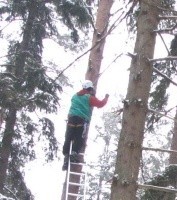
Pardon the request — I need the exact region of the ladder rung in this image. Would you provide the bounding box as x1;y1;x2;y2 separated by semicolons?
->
68;192;84;197
70;162;86;166
78;153;84;156
69;182;85;186
69;171;85;176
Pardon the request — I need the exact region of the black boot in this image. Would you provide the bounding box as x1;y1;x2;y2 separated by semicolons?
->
70;151;79;163
62;154;69;171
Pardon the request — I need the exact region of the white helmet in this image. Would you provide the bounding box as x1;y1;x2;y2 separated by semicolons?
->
82;80;94;89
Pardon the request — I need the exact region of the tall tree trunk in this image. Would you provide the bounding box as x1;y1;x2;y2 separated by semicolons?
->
0;0;36;192
85;0;114;87
110;1;161;200
0;108;16;192
169;109;177;164
61;0;114;199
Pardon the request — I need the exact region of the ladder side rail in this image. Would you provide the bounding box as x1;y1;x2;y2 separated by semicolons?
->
65;142;73;200
83;163;88;200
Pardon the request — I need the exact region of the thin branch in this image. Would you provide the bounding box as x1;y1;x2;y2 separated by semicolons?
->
138;184;177;193
126;52;137;59
158;32;177;71
142;147;177;154
144;106;176;134
4;186;19;200
153;67;177;87
159;16;177;19
0;64;16;68
55;9;125;80
98;53;123;79
149;56;177;62
154;29;177;35
158;33;170;55
148;108;174;121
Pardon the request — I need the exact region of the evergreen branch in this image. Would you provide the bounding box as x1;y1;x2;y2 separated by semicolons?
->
138;184;177;193
153;67;177;87
147;0;177;15
0;72;18;80
0;50;31;59
82;1;96;32
154;23;177;34
4;186;20;200
0;64;16;68
55;9;125;79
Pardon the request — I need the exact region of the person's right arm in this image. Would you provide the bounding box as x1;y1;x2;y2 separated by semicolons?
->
89;94;109;108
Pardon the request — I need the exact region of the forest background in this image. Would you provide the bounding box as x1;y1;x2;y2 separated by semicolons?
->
0;0;177;200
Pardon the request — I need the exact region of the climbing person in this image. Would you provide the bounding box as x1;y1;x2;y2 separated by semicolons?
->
62;80;109;171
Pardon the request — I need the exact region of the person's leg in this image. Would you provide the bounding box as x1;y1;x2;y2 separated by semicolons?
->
62;125;73;155
62;124;74;170
72;126;84;153
70;126;84;162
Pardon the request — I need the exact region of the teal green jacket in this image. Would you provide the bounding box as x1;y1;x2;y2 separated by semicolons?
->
68;89;108;121
68;93;92;121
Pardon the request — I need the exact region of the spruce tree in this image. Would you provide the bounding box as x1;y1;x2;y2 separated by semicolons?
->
0;0;92;198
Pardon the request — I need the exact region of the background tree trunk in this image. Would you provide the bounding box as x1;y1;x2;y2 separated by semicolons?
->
61;0;114;199
169;109;177;164
110;1;161;200
0;0;36;192
85;0;114;87
0;108;16;192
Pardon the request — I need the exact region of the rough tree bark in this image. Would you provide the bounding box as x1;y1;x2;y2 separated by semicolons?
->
169;109;177;164
85;0;114;86
110;1;161;200
60;0;114;199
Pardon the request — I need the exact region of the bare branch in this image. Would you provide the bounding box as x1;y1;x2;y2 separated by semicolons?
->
148;108;174;121
153;67;177;87
159;15;177;20
126;52;137;59
98;53;123;79
138;184;177;193
143;147;177;154
149;56;177;62
0;64;16;68
158;33;170;55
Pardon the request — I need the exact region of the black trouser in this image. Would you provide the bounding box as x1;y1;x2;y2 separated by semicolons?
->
62;116;88;155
